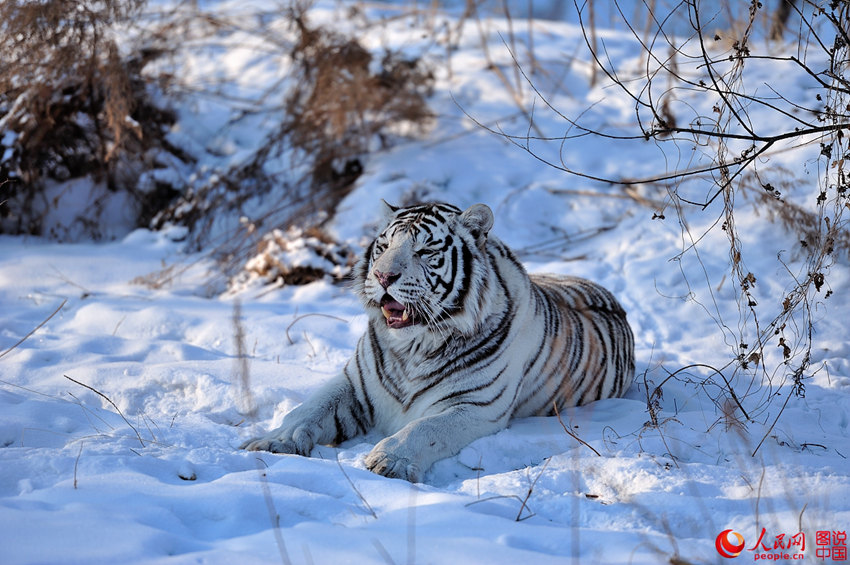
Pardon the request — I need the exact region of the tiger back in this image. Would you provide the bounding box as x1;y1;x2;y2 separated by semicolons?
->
242;201;635;482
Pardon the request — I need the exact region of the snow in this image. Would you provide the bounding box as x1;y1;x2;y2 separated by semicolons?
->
2;1;850;564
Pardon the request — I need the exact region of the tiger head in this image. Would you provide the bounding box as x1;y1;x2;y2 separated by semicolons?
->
355;201;496;341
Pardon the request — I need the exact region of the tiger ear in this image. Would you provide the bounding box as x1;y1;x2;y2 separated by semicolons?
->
380;199;399;223
460;203;494;248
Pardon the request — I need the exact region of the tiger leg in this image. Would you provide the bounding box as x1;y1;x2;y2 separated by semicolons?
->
364;406;504;482
241;376;368;455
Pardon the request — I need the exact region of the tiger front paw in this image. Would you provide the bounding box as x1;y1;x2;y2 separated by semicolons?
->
364;446;422;482
240;425;315;456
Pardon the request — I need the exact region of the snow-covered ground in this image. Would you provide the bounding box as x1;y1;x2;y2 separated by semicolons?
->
2;1;849;563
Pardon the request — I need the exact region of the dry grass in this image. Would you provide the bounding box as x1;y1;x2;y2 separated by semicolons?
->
0;0;181;238
151;3;434;281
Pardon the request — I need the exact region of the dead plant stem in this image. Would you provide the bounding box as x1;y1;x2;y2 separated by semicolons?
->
553;402;601;457
63;375;145;447
0;299;67;360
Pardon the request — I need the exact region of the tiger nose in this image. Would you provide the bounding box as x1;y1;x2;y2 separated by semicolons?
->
373;270;400;289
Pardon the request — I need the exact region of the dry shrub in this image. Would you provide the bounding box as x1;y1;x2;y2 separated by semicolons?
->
154;3;434;278
745;175;850;259
566;0;850;434
283;8;434;193
232;227;356;292
0;0;181;238
482;0;849;434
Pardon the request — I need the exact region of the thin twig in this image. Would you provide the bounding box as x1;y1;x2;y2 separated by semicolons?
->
754;466;766;533
63;375;145;447
372;539;396;565
660;363;751;422
74;441;84;489
515;457;551;521
285;313;348;345
255;457;292;565
751;390;795;457
553;402;601;457
0;299;67;360
232;299;257;417
546;186;667;209
465;494;528;511
336;455;377;519
798;502;808;534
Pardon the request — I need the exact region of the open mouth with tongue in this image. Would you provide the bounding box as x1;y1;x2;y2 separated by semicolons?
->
380;294;417;329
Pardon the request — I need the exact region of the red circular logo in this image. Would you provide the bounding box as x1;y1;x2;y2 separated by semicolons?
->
716;529;746;558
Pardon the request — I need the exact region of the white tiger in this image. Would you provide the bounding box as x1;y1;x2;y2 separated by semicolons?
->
242;201;635;482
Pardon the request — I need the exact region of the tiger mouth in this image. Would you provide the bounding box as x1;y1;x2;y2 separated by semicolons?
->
380;294;418;329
